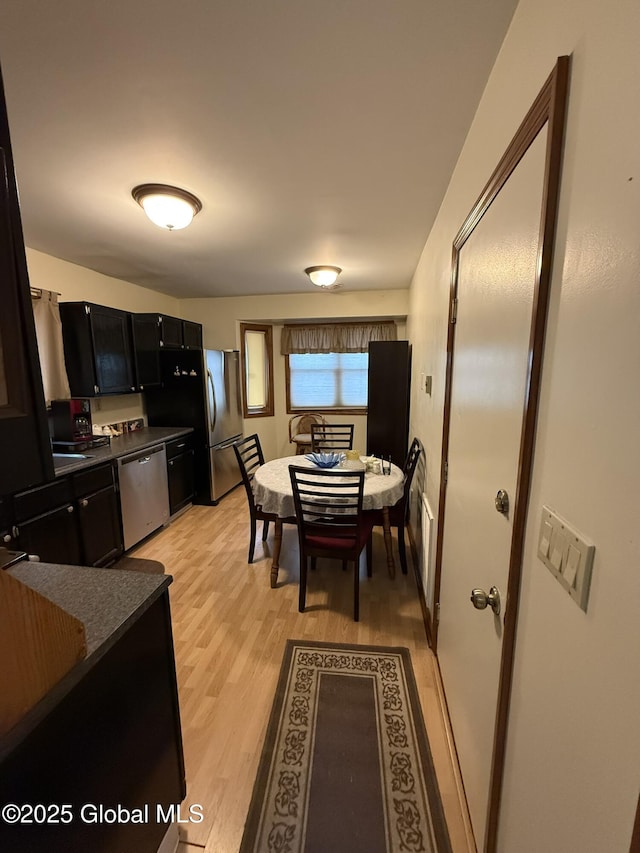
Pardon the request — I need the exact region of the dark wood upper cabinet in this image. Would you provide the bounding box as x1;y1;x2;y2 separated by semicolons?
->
0;69;54;495
130;313;162;390
60;302;136;396
159;315;183;349
183;320;203;350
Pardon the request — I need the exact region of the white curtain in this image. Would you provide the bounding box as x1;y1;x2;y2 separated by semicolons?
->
31;290;70;405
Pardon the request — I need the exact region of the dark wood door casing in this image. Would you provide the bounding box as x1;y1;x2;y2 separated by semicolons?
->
432;56;571;852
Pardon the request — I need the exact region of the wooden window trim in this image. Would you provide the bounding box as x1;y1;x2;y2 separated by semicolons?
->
240;323;274;418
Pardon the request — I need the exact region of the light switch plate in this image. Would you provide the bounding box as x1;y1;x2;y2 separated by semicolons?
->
537;506;595;612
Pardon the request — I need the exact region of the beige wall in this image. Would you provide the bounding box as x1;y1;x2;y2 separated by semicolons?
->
26;248;181;314
407;0;640;850
26;246;409;458
181;290;408;460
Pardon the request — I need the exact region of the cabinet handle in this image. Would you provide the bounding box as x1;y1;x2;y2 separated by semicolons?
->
67;505;74;513
169;460;174;466
3;533;12;543
80;499;89;508
12;526;19;539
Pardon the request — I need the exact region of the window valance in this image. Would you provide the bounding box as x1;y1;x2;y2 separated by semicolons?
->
281;321;396;355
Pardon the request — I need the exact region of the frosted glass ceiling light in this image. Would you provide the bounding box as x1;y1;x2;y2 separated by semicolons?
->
132;184;202;230
304;265;342;287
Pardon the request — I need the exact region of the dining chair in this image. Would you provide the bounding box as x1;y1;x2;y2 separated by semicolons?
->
310;423;354;453
288;413;327;455
233;433;279;563
365;437;423;575
289;465;375;621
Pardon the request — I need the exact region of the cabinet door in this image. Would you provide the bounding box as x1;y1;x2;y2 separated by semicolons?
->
15;503;81;564
182;321;202;350
131;314;161;390
167;449;195;515
77;484;123;566
159;316;183;349
89;305;136;394
0;79;54;493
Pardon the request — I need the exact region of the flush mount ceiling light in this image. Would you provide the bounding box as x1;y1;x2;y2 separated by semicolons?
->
304;265;342;287
132;183;202;231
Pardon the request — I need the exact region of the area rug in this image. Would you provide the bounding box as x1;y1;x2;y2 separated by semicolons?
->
240;640;451;853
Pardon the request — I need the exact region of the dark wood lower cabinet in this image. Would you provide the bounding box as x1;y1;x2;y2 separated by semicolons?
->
15;502;81;565
166;436;195;516
0;590;185;853
12;463;123;567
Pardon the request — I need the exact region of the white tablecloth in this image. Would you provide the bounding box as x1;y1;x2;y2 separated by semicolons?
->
253;455;404;518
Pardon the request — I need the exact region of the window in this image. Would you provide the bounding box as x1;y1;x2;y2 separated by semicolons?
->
240;323;274;417
287;352;368;412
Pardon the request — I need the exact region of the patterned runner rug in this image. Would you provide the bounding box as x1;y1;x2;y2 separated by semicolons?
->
240;640;452;853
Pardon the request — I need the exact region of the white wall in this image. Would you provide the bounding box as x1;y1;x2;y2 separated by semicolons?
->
407;0;640;850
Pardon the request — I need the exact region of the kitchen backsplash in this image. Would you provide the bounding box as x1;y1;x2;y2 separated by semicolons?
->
90;394;147;430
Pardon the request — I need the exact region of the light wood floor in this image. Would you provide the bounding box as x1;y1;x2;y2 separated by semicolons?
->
132;486;475;853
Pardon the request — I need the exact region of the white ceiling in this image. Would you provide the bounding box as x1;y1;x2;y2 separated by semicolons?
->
0;0;518;299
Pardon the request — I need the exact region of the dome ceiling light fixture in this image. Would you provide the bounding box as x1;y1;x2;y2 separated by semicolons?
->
132;183;202;231
304;265;342;288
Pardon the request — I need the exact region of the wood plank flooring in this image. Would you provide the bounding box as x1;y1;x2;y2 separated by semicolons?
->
132;487;475;852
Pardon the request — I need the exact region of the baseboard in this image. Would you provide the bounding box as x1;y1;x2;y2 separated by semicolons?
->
431;655;477;852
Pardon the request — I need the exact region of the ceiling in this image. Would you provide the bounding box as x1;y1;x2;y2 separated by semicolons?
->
0;0;518;299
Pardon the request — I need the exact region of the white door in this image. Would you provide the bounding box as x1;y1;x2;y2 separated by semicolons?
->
437;129;547;847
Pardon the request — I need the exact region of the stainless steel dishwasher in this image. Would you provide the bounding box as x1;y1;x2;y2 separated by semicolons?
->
117;444;170;551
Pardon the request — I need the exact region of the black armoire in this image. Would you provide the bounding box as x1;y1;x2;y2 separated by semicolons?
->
366;340;411;467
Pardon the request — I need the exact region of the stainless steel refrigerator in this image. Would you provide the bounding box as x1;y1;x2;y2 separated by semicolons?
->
145;348;243;504
205;349;243;501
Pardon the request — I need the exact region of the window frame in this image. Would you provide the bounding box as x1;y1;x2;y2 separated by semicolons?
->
240;322;274;418
285;352;369;415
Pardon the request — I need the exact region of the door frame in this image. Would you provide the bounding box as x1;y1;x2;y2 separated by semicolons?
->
432;56;570;850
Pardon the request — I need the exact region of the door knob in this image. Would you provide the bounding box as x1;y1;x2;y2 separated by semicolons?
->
495;489;509;515
470;586;501;616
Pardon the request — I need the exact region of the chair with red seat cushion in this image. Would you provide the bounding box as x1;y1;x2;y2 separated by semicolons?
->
289;464;374;621
365;437;423;575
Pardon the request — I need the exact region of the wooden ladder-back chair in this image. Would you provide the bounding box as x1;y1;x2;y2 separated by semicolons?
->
289;465;375;621
366;437;423;575
288;413;327;455
310;423;354;453
233;434;277;563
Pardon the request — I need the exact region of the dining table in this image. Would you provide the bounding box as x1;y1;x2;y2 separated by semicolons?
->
252;455;405;587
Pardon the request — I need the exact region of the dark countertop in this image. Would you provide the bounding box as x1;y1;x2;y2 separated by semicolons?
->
0;561;172;761
53;425;194;475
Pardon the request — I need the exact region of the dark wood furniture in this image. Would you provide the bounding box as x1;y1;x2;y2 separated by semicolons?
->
366;340;411;468
60;302;136;396
233;434;277;563
289;465;375;622
0;563;185;853
310;423;354;453
166;434;195;516
0;69;54;495
365;437;423;575
130;313;162;390
11;462;123;567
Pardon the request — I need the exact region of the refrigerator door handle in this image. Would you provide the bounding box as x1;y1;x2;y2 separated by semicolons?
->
207;368;218;434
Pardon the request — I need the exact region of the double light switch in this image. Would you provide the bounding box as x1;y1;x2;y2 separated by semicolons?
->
537;506;595;612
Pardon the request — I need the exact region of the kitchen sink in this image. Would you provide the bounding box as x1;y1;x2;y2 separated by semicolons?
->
52;453;93;459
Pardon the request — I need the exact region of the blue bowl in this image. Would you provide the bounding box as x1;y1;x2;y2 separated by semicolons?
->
304;452;344;469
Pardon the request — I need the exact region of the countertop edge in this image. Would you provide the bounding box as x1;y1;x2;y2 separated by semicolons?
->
0;564;173;761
